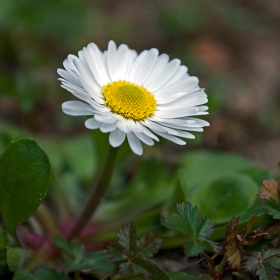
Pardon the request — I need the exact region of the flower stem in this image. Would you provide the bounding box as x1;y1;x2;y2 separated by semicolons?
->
67;145;118;240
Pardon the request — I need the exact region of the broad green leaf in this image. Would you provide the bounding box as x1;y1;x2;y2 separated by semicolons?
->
169;272;212;280
161;202;219;256
34;267;68;280
0;138;51;238
13;269;37;280
263;199;280;219
245;249;280;280
191;174;258;223
107;224;163;276
7;248;29;272
178;151;253;198
51;236;114;272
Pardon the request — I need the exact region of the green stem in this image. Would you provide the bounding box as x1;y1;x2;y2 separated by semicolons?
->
67;145;118;240
23;243;53;271
35;203;60;236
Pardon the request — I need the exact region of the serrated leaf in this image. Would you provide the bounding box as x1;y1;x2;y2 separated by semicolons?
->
169;272;212;280
263;199;280;219
161;202;219;256
0;138;51;238
107;224;163;276
7;248;29;272
13;269;37;280
245;249;280;280
52;236;114;272
232;271;254;280
34;267;68;280
111;274;146;280
224;217;239;243
225;241;242;269
259;179;280;201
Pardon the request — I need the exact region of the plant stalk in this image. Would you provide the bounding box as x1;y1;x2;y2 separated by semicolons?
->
67;145;118;240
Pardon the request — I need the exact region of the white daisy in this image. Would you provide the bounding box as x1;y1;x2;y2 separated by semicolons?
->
58;41;209;155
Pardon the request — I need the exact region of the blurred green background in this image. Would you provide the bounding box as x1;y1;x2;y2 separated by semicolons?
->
1;0;280;172
0;0;280;244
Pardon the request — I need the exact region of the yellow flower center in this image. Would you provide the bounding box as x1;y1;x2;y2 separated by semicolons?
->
102;81;156;121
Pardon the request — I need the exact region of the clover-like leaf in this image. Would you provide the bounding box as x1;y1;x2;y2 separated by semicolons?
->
13;269;37;280
263;199;280;220
0;138;51;239
107;224;166;278
244;249;280;280
259;179;280;201
161;202;219;256
6;248;29;272
52;236;114;273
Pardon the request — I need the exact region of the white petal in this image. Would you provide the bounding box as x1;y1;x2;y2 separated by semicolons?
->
94;114;117;124
154;107;199;118
116;119;130;133
83;43;110;86
109;129;126;147
62;101;95;116
127;132;143;155
155;131;186;145
85;118;102;129
134;132;154;146
107;40;118;81
142;54;169;91
145;58;181;92
187;117;210;127
100;122;117;133
128;49;159;85
57;69;80;87
154;76;199;98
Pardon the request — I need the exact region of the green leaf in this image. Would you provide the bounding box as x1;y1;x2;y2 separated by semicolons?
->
178;151;253;198
263;199;280;219
0;138;51;238
177;152;261;224
161;202;219;256
107;224;163;276
13;269;37;280
245;249;280;280
34;267;68;280
191;174;259;223
51;236;114;272
169;272;212;280
7;248;29;272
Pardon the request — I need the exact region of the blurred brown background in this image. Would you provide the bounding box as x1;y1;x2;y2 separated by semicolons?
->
0;0;280;172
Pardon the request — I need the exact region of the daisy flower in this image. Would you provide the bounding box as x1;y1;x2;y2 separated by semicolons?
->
58;41;209;155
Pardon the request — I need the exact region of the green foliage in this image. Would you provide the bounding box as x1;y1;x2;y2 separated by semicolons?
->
169;272;212;280
13;269;37;280
51;236;114;273
263;199;280;220
177;151;266;223
0;138;51;239
161;202;219;256
6;248;29;272
244;249;280;280
34;267;68;280
0;228;10;277
107;223;167;278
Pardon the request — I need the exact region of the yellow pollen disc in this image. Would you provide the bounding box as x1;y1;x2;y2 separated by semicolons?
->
102;80;156;121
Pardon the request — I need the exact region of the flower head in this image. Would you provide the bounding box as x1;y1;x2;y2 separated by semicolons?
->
58;41;209;155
